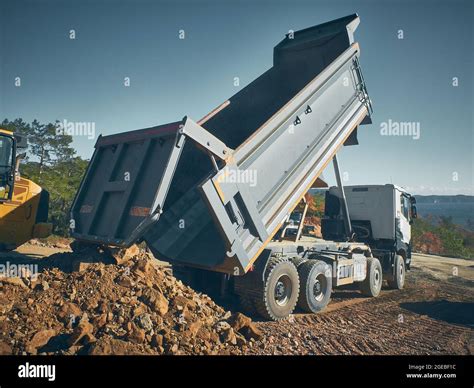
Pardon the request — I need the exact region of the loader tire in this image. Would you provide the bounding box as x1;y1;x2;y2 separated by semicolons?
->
254;257;300;320
359;257;382;297
297;260;332;313
387;254;405;290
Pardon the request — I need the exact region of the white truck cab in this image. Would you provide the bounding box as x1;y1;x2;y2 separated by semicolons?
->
322;184;417;287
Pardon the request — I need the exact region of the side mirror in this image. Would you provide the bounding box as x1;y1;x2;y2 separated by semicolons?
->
411;205;417;220
0;133;16;202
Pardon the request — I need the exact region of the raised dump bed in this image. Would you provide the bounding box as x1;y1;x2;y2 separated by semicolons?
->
71;14;372;275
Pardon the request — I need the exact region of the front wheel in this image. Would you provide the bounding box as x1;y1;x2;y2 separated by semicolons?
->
359;257;382;297
387;254;405;290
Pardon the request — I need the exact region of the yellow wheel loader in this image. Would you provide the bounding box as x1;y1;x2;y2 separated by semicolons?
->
0;129;52;251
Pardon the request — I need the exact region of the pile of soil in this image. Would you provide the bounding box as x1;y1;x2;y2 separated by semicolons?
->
0;250;262;355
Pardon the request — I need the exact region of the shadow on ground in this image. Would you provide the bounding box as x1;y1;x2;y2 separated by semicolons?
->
400;300;474;327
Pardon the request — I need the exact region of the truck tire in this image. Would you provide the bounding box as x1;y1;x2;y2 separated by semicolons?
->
359;257;382;297
254;257;299;320
291;257;307;269
387;254;405;290
297;260;332;313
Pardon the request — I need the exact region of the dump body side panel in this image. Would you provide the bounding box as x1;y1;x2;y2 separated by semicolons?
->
198;43;370;273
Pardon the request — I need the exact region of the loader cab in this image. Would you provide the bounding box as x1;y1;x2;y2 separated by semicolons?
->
0;131;16;202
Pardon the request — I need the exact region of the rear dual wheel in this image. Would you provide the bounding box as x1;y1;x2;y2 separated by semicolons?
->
236;257;333;320
297;260;332;313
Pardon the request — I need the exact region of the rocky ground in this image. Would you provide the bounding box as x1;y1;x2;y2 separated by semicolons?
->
245;267;473;355
0;249;262;355
0;244;472;356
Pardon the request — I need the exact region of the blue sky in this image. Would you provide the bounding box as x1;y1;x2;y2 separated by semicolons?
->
1;0;473;195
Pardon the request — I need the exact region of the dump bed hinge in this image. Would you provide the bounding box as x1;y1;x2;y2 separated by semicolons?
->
179;117;232;161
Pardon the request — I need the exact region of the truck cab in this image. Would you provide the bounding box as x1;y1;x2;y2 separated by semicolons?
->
322;184;417;286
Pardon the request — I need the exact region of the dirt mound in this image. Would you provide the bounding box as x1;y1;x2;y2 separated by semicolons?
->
0;250;261;355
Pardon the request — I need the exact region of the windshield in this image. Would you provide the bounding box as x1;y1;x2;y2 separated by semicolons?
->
0;135;14;199
0;135;13;168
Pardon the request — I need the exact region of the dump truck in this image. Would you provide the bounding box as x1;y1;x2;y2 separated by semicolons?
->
70;14;403;320
0;129;52;251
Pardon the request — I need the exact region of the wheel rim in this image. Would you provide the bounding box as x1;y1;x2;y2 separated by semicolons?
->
313;274;327;302
399;261;405;282
373;267;381;289
274;274;292;306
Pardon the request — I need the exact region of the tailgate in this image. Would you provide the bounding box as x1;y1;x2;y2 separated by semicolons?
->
70;121;183;246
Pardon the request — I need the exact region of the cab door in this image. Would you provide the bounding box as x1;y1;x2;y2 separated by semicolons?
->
397;192;411;244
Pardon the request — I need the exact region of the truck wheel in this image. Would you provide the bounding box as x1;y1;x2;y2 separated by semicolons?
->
291;257;307;269
359;257;382;297
387;254;405;290
297;260;332;313
255;257;300;320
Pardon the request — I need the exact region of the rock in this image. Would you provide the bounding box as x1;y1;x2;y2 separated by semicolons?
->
68;321;94;346
220;327;237;345
134;259;152;276
26;329;56;354
95;313;107;328
239;324;263;341
142;289;169;316
132;303;147;318
88;338;144;355
128;323;146;344
41;281;50;291
58;302;82;321
227;312;252;331
215;321;231;333
235;333;247;347
116;276;133;288
186;321;202;338
135;313;153;332
1;277;28;289
82;332;97;345
107;245;140;265
151;334;164;347
173;295;197;311
0;341;12;355
72;261;94;273
228;313;262;340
